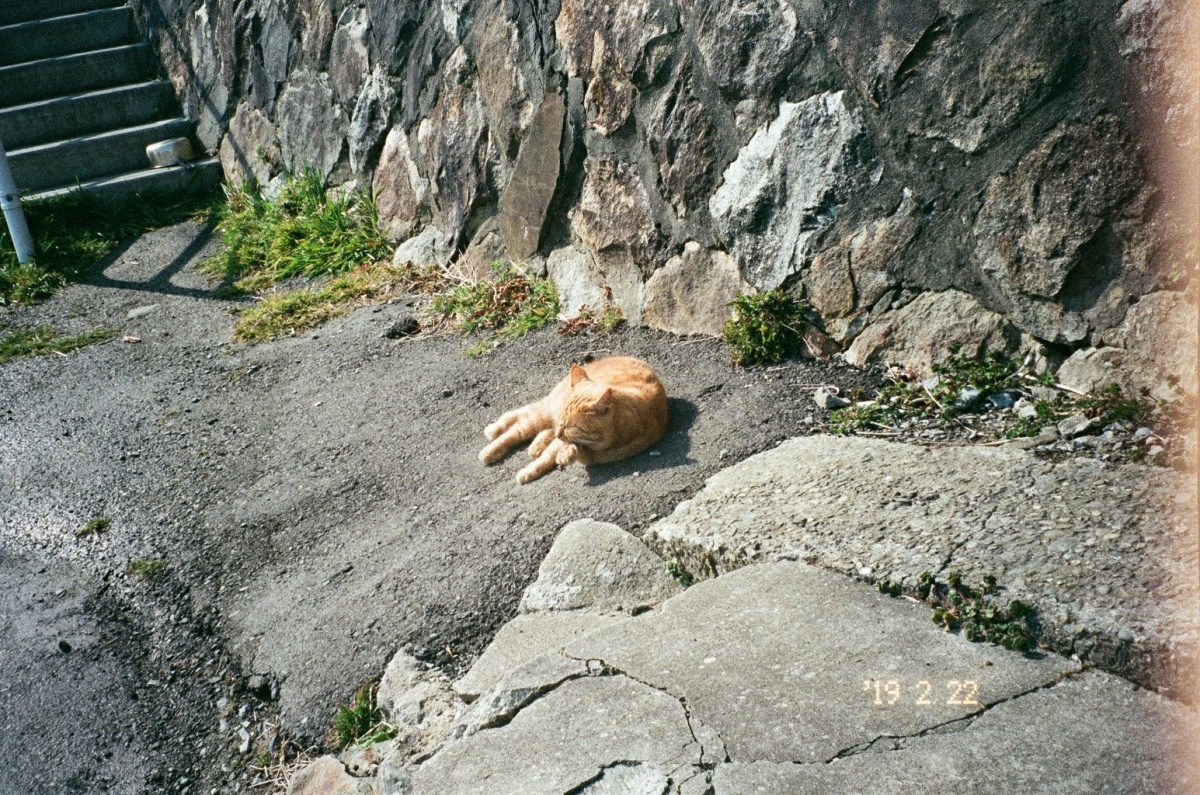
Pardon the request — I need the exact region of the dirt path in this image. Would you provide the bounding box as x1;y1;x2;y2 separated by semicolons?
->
0;222;881;793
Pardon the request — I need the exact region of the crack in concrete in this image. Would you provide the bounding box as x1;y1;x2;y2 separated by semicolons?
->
560;761;663;795
563;653;730;766
468;663;598;734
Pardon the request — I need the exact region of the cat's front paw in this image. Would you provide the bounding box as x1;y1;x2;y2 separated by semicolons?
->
515;465;541;484
479;444;504;465
555;443;578;467
484;421;504;440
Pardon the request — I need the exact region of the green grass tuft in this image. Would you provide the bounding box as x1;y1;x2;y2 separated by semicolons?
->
1;190;219;305
128;558;167;578
431;261;559;351
204;170;390;293
0;326;113;363
235;264;411;342
76;516;112;538
328;683;396;752
722;290;804;366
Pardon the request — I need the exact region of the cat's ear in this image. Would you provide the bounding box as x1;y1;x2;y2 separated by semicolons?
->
595;387;613;411
570;364;589;386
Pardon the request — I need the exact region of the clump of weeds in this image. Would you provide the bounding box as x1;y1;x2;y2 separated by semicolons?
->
918;571;1036;653
722;290;804;366
1;190;219;305
1075;383;1155;427
431;260;559;353
76;516;111;538
558;301;625;336
829;347;1162;446
665;560;695;588
204;169;390;294
128;558;168;578
328;683;396;752
235;263;412;342
0;325;113;363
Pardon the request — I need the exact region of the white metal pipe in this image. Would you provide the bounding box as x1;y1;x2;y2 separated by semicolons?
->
0;134;35;264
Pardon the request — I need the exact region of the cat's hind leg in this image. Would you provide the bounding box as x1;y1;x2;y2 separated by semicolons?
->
479;405;549;464
517;438;565;483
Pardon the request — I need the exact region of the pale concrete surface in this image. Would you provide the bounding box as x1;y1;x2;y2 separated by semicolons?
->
354;520;1198;795
709;671;1199;794
646;435;1198;696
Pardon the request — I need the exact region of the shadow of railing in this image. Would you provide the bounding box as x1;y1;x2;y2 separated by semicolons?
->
87;221;223;299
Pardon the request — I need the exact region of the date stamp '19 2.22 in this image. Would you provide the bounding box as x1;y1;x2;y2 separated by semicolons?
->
862;678;982;707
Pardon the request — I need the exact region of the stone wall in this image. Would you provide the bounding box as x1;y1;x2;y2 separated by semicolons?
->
132;0;1197;394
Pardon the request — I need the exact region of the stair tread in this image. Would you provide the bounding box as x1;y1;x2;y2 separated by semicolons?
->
0;5;131;34
0;80;171;115
28;158;223;201
10;118;192;157
0;0;123;27
0;7;136;67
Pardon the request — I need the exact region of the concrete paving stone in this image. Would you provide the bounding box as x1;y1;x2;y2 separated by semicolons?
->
519;519;683;615
453;611;623;700
709;670;1200;794
566;561;1076;764
645;435;1198;694
406;676;702;795
286;755;369;795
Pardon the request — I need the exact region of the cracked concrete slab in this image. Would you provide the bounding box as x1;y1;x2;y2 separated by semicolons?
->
404;675;705;795
710;670;1200;794
519;519;683;615
454;612;623;700
566;561;1075;764
645;436;1198;694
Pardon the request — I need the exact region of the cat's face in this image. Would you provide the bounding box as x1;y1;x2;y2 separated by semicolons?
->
555;366;613;449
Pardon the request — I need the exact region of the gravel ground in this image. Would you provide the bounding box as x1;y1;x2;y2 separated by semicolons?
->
1;222;881;793
2;221;1189;793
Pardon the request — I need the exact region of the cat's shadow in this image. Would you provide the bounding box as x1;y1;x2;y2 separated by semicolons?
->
583;398;698;486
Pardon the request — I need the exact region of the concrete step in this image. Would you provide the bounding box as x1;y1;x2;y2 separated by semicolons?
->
0;0;122;26
27;157;223;203
0;7;137;67
10;117;195;193
0;81;175;150
0;44;151;107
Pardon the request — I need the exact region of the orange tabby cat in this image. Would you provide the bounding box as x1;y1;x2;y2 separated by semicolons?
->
479;356;669;483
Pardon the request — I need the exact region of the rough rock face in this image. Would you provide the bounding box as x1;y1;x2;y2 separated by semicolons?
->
134;0;1194;393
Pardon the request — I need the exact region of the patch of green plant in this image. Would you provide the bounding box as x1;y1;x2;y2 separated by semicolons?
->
1;190;219;305
1075;383;1155;428
235;263;410;342
876;578;902;597
831;351;1034;434
722;290;804;366
665;560;694;588
328;683;396;752
76;516;111;538
922;570;1035;653
1002;399;1062;439
0;325;113;363
558;304;626;336
431;261;559;350
204;169;390;293
128;558;167;578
